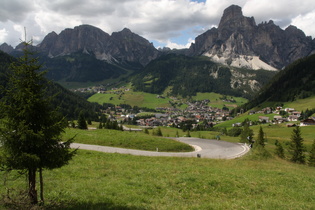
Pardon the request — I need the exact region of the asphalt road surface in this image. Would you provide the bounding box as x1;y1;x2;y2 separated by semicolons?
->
71;137;250;159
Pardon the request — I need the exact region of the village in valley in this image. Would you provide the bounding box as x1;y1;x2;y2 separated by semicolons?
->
75;85;315;129
113;104;315;129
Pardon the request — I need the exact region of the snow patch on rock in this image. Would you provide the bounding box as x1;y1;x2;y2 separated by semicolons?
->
94;52;117;63
204;53;278;71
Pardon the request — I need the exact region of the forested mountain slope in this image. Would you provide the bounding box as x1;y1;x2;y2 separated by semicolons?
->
132;54;277;99
0;50;100;120
234;54;315;112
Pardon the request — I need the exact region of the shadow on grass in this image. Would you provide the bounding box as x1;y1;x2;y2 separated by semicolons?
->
51;201;146;210
1;197;146;210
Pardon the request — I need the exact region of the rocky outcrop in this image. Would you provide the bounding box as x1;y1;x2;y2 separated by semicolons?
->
0;43;14;54
106;28;160;66
188;5;315;70
38;25;111;58
37;25;159;66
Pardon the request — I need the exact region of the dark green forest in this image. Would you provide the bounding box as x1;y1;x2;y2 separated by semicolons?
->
11;49;144;83
132;54;276;98
233;54;315;113
41;52;143;82
0;50;100;120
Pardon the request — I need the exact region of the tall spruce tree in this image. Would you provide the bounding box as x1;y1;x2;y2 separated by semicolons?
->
308;140;315;167
77;110;88;129
256;126;265;148
289;126;306;164
0;42;75;205
275;140;285;159
155;127;163;136
240;124;253;144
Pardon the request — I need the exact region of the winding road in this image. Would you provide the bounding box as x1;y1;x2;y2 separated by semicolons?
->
71;137;250;159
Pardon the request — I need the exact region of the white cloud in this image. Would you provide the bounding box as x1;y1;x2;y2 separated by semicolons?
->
35;10;82;34
166;38;195;50
0;0;35;22
291;12;315;38
242;0;315;27
0;28;8;43
13;24;25;41
0;0;314;48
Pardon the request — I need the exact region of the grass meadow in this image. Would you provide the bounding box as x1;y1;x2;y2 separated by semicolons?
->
192;92;247;109
214;113;277;128
63;128;193;152
88;90;248;110
88;91;171;109
283;95;315;111
1;107;315;209
1;150;315;209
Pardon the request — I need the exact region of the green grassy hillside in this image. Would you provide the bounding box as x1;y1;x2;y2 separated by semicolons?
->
283;95;315;111
2;150;315;209
192;92;247;108
88;91;171;109
88;89;248;110
62;128;193;152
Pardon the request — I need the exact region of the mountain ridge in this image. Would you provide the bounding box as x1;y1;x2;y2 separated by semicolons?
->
187;5;315;70
36;25;160;66
0;4;314;86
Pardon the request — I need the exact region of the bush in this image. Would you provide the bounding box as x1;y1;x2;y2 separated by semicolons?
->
227;127;242;137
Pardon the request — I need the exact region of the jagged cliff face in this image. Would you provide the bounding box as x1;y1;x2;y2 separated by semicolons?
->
0;43;14;54
106;28;160;66
188;5;315;70
38;25;111;58
37;25;159;66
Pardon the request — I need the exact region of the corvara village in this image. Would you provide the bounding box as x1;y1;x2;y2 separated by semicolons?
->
1;1;315;209
74;85;315;129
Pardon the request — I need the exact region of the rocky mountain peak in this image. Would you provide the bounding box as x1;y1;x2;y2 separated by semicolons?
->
285;25;307;38
37;24;111;57
0;43;14;54
218;4;256;40
188;4;315;70
108;28;159;65
120;28;132;34
218;5;244;28
35;25;159;66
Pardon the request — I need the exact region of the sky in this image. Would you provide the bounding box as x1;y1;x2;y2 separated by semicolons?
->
1;0;315;49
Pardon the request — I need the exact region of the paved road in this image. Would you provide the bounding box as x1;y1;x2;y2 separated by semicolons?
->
71;137;250;159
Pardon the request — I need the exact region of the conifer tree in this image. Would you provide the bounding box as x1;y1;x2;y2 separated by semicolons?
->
77;111;88;129
98;121;103;129
289;126;306;164
186;130;191;137
240;124;253;144
144;128;149;134
308;140;315;167
256;126;265;148
0;41;75;204
105;119;110;129
275;140;285;159
156;127;163;136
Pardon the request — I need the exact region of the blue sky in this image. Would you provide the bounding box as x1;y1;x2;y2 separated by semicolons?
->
1;0;315;49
